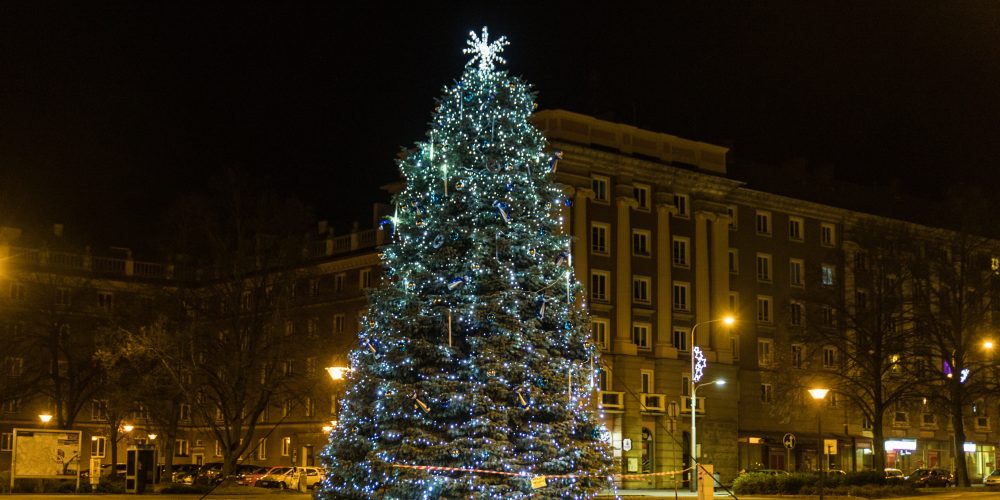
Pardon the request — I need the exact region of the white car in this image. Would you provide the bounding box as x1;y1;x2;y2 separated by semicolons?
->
984;469;1000;486
255;466;325;490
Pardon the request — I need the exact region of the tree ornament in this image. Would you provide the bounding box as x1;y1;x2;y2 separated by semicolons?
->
493;201;511;224
556;251;569;267
517;389;530;409
536;296;547;319
470;261;482;272
432;234;445;248
413;394;431;414
450;449;460;458
548;150;563;172
447;277;467;290
455;180;465;191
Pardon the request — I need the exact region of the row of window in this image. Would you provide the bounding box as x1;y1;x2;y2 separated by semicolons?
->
2;283;115;311
742;253;837;286
590;176;838;244
591;177;689;216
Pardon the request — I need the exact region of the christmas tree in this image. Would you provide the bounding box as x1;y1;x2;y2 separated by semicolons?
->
318;28;612;499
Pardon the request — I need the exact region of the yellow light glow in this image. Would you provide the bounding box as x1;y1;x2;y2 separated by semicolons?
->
38;413;52;424
808;388;830;400
122;424;134;433
327;366;350;381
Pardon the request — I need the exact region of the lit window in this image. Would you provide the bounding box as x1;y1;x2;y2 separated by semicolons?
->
89;436;105;457
821;264;836;285
257;438;267;460
282;437;291;456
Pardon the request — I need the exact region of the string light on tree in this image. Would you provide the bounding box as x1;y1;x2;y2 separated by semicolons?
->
318;27;612;499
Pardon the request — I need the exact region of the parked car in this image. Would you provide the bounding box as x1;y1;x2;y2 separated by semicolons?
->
255;466;325;490
884;468;904;480
234;464;270;486
196;462;224;484
255;466;294;489
741;469;790;476
984;469;1000;486
170;463;201;483
905;467;954;487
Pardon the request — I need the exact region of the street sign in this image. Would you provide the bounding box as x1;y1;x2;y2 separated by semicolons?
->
622;438;632;451
783;433;796;449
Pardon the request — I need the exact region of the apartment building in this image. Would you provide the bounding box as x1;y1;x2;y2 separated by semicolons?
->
0;110;995;491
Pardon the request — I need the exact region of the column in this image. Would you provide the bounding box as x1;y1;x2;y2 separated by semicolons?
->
614;195;638;355
571;187;594;291
710;212;733;362
694;211;711;347
654;202;677;358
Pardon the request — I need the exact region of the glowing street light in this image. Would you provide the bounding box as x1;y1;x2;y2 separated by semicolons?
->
326;366;350;381
809;388;830;500
38;413;52;427
689;316;734;492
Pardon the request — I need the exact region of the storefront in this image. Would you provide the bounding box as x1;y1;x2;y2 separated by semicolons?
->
965;442;995;481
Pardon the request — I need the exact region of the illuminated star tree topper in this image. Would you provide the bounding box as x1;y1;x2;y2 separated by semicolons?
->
463;26;509;73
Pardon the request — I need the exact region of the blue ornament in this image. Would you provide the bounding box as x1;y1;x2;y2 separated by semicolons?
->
548;150;563;172
432;234;445;248
493;201;511;224
448;277;467;290
563;197;573;207
556;251;569;267
450;232;460;241
563;321;572;330
536;296;547;319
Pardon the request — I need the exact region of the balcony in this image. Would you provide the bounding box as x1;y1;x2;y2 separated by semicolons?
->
680;396;705;415
639;393;666;413
599;391;624;411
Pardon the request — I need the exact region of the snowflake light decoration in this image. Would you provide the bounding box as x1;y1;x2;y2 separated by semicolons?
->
692;346;707;383
463;27;509;74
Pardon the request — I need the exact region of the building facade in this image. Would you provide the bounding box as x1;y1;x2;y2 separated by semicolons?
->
0;110;996;489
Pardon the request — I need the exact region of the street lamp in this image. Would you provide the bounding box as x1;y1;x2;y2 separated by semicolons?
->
38;413;52;428
689;316;734;492
808;388;830;500
690;379;726;491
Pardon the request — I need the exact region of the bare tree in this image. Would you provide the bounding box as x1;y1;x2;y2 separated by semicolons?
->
798;219;925;472
905;186;1000;486
147;171;322;480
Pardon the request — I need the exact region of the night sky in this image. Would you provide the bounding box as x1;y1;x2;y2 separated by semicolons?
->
2;2;999;252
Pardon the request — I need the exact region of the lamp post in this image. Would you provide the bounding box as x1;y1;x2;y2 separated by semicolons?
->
326;366;351;431
689;316;734;492
808;388;830;500
38;413;53;428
